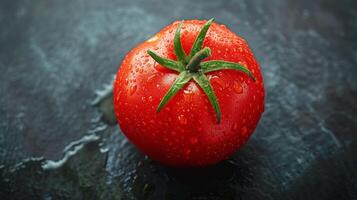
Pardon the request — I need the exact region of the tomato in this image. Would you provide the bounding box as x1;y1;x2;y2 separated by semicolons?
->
113;19;265;167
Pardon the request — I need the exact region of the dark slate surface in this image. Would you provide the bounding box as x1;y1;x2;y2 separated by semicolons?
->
1;0;357;199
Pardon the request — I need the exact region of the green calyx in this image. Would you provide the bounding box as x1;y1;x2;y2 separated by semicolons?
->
147;18;255;123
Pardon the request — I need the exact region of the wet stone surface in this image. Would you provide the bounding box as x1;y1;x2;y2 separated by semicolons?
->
1;0;357;199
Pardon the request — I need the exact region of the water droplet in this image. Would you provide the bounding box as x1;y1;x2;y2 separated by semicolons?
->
204;105;208;111
147;74;156;82
137;161;143;167
183;89;193;102
128;85;137;96
147;35;159;42
148;96;153;102
183;89;192;94
141;96;146;103
178;114;187;125
233;81;243;94
210;75;225;90
190;137;198;144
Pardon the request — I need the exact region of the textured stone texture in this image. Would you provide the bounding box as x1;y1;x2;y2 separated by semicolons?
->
0;0;356;199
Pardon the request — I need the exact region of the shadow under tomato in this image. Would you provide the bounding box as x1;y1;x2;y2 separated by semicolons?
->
129;142;266;200
163;158;254;200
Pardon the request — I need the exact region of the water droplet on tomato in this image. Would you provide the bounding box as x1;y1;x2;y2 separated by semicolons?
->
147;35;159;42
128;85;137;96
183;89;193;102
204;105;208;111
190;137;198;144
147;74;156;82
141;96;146;103
183;89;192;94
178;114;187;125
233;81;243;94
210;75;225;90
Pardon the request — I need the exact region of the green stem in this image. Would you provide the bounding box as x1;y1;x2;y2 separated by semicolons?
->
147;18;256;124
186;47;211;72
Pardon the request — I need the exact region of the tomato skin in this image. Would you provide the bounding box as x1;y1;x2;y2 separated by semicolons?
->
113;20;265;167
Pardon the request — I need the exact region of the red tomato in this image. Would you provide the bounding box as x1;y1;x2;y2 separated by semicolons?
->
113;19;265;167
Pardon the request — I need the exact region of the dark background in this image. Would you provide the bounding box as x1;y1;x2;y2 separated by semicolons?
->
1;0;356;199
